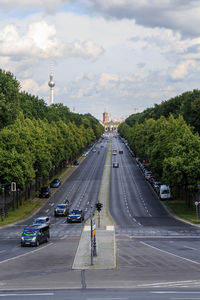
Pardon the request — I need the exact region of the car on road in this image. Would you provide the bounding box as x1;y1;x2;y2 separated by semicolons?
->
92;149;96;153
113;162;119;168
119;150;123;154
39;186;51;198
73;160;79;166
33;216;50;226
112;150;117;155
67;209;84;223
20;224;50;247
50;178;61;188
54;204;69;217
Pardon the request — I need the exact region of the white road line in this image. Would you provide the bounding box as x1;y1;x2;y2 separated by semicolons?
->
140;241;200;265
152;291;200;294
0;243;53;265
184;245;198;251
0;293;54;297
45;209;49;213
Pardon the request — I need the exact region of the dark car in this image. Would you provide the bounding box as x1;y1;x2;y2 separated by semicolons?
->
54;204;69;217
119;150;123;154
73;160;79;166
39;186;51;198
50;178;61;188
67;209;84;223
21;224;50;247
33;216;50;226
113;162;119;168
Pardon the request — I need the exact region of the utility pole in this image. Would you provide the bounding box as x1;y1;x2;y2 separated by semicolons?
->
1;187;5;221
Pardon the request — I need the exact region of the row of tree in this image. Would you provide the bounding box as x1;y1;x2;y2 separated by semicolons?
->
0;69;104;189
118;114;200;199
125;89;200;134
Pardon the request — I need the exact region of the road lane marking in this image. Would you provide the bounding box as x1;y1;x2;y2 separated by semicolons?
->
140;241;200;265
0;293;54;297
0;243;53;265
184;245;198;251
0;250;6;254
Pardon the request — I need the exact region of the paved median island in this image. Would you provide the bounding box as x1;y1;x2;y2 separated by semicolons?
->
72;138;116;269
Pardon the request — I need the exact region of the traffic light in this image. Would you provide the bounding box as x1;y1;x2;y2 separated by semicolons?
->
96;202;103;212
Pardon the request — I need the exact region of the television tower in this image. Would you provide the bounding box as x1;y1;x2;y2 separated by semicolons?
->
48;58;55;105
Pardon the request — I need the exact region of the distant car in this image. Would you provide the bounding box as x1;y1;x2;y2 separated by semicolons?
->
39;186;51;198
112;150;117;155
74;160;79;166
67;209;84;223
92;149;96;153
54;204;69;217
119;150;123;154
50;178;61;188
33;216;50;226
113;162;119;168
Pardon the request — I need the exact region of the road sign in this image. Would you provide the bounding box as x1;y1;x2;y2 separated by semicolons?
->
11;182;16;192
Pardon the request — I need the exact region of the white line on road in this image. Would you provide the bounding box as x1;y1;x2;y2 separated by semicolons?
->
140;241;200;265
0;293;54;297
0;243;53;265
45;209;49;213
184;245;198;251
153;292;200;294
169;298;200;300
0;250;6;254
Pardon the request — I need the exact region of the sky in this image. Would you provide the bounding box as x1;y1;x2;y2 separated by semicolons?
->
0;0;200;121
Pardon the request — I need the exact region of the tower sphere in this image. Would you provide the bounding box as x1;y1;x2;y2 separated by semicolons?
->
48;74;55;88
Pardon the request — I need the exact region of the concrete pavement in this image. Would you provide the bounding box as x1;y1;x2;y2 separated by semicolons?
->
73;137;116;269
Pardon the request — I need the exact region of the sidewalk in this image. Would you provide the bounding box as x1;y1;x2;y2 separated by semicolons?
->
72;138;116;269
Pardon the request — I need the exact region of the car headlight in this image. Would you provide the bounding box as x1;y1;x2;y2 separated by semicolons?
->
32;237;36;242
21;237;24;241
77;216;81;219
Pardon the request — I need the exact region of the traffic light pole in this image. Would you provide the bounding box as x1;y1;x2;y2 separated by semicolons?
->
90;206;94;265
98;210;100;228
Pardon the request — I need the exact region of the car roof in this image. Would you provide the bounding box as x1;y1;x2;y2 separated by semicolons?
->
34;216;49;220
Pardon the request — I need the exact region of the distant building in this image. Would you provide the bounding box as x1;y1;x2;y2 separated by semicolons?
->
103;112;109;124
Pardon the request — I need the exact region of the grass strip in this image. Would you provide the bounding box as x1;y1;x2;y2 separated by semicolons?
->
164;200;200;224
0;200;44;227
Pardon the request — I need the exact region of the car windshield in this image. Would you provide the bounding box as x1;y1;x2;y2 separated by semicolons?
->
52;179;59;183
23;229;38;236
41;187;48;191
70;210;81;215
34;219;45;224
57;205;66;209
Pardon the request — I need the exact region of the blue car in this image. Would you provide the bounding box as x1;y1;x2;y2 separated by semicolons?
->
67;209;84;223
50;178;61;188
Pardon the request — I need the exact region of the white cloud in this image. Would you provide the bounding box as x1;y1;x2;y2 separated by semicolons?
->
20;78;48;94
0;0;70;14
170;60;197;80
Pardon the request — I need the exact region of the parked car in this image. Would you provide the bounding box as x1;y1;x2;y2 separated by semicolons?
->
159;185;171;200
54;204;69;217
67;209;84;223
39;186;51;198
73;160;79;166
33;216;50;226
50;178;61;188
21;224;50;247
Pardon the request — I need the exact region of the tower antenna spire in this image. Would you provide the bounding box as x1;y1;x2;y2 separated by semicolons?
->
48;56;55;105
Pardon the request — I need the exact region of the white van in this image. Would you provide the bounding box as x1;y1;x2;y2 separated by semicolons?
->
159;185;171;200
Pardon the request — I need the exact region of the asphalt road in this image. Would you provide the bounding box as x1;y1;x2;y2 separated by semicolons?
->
1;132;200;299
